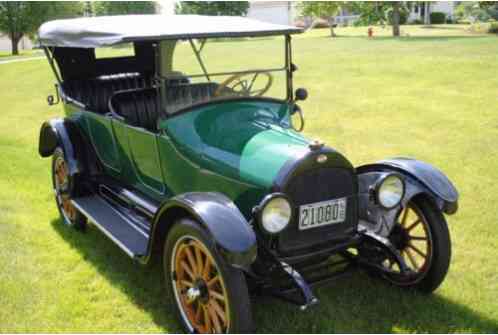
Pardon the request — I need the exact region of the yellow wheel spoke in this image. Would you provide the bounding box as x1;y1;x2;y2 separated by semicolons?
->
203;306;211;333
180;261;195;279
406;219;421;232
408;243;426;258
209;305;222;333
410;235;428;241
195;304;203;323
210;290;225;302
404;248;419;269
207;275;219;288
203;257;212;280
195;246;204;277
180;279;194;288
401;207;410;226
211;299;227;325
185;247;198;276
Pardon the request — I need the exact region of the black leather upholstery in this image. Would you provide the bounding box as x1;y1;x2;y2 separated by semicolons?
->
111;88;160;132
164;82;219;114
62;73;154;113
63;72;222;133
110;83;221;132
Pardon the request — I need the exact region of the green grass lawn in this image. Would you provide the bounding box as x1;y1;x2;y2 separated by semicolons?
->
0;49;43;60
1;25;498;333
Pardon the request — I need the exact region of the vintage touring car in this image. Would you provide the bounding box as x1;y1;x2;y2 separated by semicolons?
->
38;15;458;333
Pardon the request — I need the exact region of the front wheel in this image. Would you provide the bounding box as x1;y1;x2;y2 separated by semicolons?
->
381;196;451;293
164;218;253;333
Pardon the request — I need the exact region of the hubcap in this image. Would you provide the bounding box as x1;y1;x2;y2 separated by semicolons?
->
54;156;76;223
171;236;230;333
384;202;433;284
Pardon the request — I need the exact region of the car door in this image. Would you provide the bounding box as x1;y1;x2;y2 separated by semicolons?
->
124;125;165;196
85;112;121;178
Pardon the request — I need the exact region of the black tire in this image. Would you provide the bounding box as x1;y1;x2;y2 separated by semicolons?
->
385;196;451;293
163;218;253;333
52;147;86;230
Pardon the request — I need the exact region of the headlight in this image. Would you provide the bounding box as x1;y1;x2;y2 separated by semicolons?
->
258;194;292;234
376;174;405;209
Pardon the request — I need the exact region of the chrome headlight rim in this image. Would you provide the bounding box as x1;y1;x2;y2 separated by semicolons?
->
256;193;293;235
375;173;406;209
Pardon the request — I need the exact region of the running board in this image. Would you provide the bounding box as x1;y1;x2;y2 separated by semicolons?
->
71;195;149;259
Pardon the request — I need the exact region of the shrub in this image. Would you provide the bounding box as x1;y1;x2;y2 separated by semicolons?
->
410;18;423;25
489;22;498;34
430;12;446;24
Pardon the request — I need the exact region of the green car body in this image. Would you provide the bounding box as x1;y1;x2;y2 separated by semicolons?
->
38;15;460;332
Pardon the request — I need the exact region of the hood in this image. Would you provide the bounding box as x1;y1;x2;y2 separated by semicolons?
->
238;125;310;187
161;99;352;192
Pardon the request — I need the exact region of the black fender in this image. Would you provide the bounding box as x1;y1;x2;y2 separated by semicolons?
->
150;192;257;269
39;118;82;177
356;157;458;236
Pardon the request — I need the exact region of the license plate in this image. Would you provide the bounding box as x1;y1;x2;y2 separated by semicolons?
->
299;198;347;230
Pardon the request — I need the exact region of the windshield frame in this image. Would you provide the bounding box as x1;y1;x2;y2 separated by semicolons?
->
156;34;294;117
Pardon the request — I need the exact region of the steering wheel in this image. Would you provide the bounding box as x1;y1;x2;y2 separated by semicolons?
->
214;72;273;98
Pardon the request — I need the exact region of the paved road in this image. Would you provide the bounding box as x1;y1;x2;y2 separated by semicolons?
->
0;56;44;65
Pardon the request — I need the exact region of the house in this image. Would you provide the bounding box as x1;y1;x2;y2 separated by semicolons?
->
408;1;457;24
0;34;33;53
334;8;360;26
247;1;458;27
246;1;294;26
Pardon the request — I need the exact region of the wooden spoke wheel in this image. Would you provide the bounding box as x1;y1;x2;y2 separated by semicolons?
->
172;236;230;333
165;219;253;334
52;148;86;229
382;197;451;292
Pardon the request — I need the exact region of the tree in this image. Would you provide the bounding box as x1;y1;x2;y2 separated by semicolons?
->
455;2;498;22
299;1;344;37
391;2;401;37
93;1;156;16
0;1;83;55
175;1;249;16
351;2;410;37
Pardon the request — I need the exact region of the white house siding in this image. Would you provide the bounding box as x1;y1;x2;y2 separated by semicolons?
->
157;0;175;16
408;1;456;23
247;1;293;26
0;34;33;52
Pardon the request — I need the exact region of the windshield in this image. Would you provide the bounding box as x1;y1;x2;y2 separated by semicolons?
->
159;36;289;115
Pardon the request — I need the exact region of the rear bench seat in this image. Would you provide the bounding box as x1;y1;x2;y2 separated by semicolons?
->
62;72;221;132
61;73;154;114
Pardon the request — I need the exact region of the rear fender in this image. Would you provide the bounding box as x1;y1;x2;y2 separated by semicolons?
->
39;118;81;176
356;157;458;237
150;192;257;269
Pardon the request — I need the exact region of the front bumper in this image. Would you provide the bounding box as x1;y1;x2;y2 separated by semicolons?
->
252;229;413;309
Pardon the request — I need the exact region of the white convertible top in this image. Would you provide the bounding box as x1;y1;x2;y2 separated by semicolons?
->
38;14;302;48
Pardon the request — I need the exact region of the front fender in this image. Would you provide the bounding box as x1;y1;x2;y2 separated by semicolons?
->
151;192;257;269
356;157;459;236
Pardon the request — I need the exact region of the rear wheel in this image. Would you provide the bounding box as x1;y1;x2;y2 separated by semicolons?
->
381;197;451;292
164;218;253;333
52;147;86;230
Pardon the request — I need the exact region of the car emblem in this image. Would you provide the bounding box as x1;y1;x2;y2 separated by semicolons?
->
317;154;328;163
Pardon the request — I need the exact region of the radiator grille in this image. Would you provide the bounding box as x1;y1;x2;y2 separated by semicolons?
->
278;167;358;254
